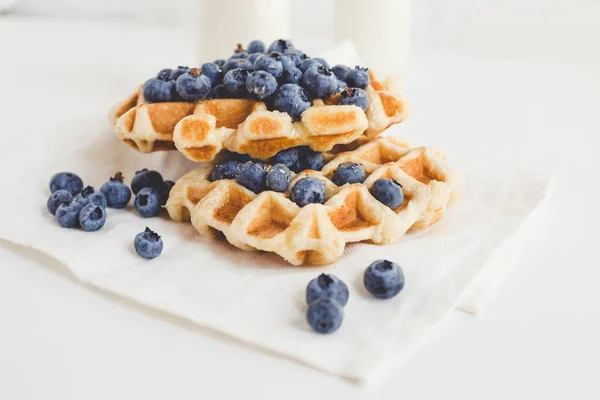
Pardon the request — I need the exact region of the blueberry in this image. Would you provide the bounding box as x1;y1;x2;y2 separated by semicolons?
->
332;162;366;186
364;259;405;299
175;69;212;102
247;40;266;54
49;172;83;195
273;84;311;121
298;58;324;73
169;66;190;81
247;52;262;65
306;273;349;307
76;186;107;208
253;52;284;78
100;172;132;209
236;161;266;193
201;62;222;85
134;187;162;218
297;146;325;171
230;43;248;59
312;57;330;69
265;163;291;192
336;80;348;92
306;298;343;334
339;87;369;111
271;147;300;171
134;227;164;259
222;58;253;75
214;59;226;68
281;55;296;71
280;67;302;85
78;204;107;232
158;180;175;206
302;66;338;98
346;66;370;89
370;178;404;209
55;201;83;228
331;64;350;81
211;84;230;99
245;70;278;100
290;177;326;207
283;50;307;66
47;190;73;215
156;68;173;81
210;160;240;181
267;39;294;53
142;78;175;103
223;68;251;97
131;169;164;194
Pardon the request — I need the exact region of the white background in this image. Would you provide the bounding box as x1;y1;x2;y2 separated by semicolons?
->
1;1;600;398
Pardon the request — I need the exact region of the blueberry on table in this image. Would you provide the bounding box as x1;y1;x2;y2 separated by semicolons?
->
47;190;73;215
49;172;83;195
345;66;370;89
175;68;212;102
306;298;343;334
76;186;107;208
156;68;173;81
302;66;338;98
200;62;222;85
169;66;190;81
370;178;404;209
265;163;291;192
236;161;267;194
79;204;107;232
339;87;369;112
100;172;132;209
280;67;303;85
210;160;241;181
131;169;164;194
364;259;405;299
290;177;326;207
142;78;176;103
134;227;164;259
267;39;294;54
306;273;349;307
332;162;367;186
55;201;83;228
247;40;265;54
253;52;284;78
297;146;325;172
134;188;162;218
222;58;253;75
158;180;175;206
331;64;350;81
273;84;311;121
223;68;251;97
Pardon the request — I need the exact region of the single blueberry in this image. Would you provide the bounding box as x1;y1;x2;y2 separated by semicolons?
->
331;64;350;81
280;67;303;85
76;186;107;208
158;180;175;206
253;52;284;78
134;227;164;259
331;162;367;186
297;146;325;171
306;298;343;334
236;161;266;194
247;52;262;65
211;84;230;99
298;58;324;73
210;160;241;181
47;190;73;215
214;59;226;68
134;187;162;218
142;78;175;103
78;204;107;232
55;201;83;228
247;40;266;54
49;172;84;195
271;147;300;171
302;66;338;98
273;84;311;121
290;177;326;207
156;68;173;81
223;68;251;97
265;163;291;192
267;39;294;53
200;62;222;85
281;55;296;71
175;69;212;102
370;178;404;209
364;259;405;299
131;169;164;194
222;58;253;75
339;87;369;111
346;66;370;89
230;43;248;59
246;70;278;99
169;66;190;81
100;172;132;209
306;273;349;307
283;49;307;66
312;57;330;69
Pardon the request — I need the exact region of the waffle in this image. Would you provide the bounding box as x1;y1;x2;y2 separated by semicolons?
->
166;137;463;265
109;71;408;161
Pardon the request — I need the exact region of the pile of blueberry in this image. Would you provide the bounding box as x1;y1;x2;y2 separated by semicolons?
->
46;170;171;259
211;146;405;210
305;260;405;334
142;39;371;120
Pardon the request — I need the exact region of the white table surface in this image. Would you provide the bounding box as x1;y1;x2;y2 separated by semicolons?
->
1;17;599;399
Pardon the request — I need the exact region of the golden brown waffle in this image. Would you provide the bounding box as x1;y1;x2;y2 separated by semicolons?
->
109;72;408;161
165;137;463;265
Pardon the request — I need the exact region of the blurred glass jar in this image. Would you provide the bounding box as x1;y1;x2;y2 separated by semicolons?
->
196;0;291;62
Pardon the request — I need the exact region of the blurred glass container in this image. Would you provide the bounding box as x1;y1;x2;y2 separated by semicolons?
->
334;0;410;81
196;0;291;62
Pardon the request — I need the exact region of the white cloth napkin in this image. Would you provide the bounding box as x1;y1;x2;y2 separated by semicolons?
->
0;112;553;384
